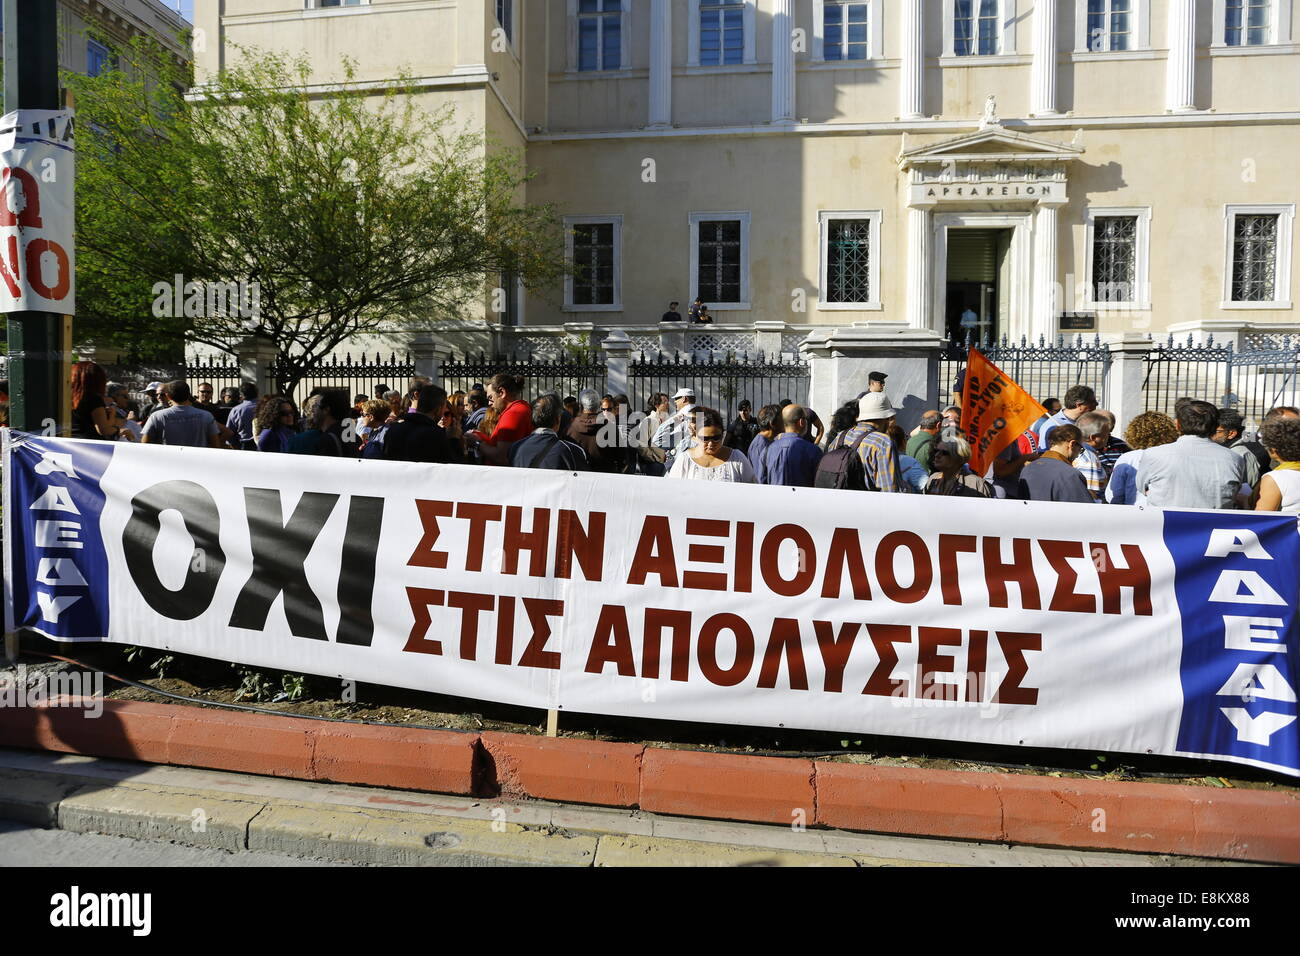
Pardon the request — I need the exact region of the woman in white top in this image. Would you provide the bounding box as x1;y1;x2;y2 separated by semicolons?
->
1255;417;1300;516
666;406;756;483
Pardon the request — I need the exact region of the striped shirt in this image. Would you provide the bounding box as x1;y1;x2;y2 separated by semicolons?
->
1074;444;1107;499
832;423;902;493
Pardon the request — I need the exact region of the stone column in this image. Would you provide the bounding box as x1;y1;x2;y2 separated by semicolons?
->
237;334;279;398
754;321;787;362
1031;0;1058;116
648;0;673;128
899;0;925;119
771;0;797;125
802;326;944;432
602;329;632;397
412;331;453;383
1166;0;1197;112
1106;332;1154;430
905;204;933;331
659;322;688;358
1032;201;1064;342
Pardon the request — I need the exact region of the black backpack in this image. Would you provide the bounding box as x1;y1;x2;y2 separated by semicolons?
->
815;430;871;491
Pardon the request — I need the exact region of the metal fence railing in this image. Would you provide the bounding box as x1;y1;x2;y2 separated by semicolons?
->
185;353;243;400
1231;337;1300;427
939;334;1112;410
439;352;607;402
1141;335;1235;419
628;352;811;420
274;352;416;408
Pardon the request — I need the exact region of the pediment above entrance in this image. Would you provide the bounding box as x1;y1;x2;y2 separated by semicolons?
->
900;125;1083;208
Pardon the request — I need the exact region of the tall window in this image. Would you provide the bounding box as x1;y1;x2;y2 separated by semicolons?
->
87;40;112;77
1231;214;1279;301
1086;0;1131;51
697;220;742;302
1226;0;1271;45
700;0;745;65
571;224;615;305
824;1;869;60
496;0;513;44
826;220;872;302
1092;216;1138;303
578;0;622;71
954;0;1000;56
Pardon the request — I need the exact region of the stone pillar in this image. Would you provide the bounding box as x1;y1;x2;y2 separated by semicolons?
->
1032;201;1063;342
412;332;453;383
1106;332;1153;431
899;0;925;120
801;325;944;433
602;329;632;397
1031;0;1058;116
659;322;688;358
905;204;933;331
1166;0;1197;112
237;334;279;397
754;321;787;362
771;0;797;125
648;0;673;128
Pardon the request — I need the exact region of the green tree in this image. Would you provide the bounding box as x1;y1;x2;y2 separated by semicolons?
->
67;37;562;392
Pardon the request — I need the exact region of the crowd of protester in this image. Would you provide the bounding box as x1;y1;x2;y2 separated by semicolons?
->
58;359;1300;518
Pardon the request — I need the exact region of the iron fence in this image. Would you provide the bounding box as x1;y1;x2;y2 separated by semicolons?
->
939;333;1112;410
1141;335;1235;419
275;352;416;408
185;353;243;399
1231;336;1300;426
440;351;607;402
628;352;811;420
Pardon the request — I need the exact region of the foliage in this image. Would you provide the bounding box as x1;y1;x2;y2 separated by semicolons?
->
67;36;564;392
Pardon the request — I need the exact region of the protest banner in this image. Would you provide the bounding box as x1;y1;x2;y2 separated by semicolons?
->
0;109;76;314
959;347;1046;474
4;431;1298;777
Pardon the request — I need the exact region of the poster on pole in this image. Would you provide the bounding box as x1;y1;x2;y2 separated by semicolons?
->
4;431;1298;777
0;108;76;314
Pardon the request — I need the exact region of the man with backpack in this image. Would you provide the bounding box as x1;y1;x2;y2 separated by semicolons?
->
815;393;902;492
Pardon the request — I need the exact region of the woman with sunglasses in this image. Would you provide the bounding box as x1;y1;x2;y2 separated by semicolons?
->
924;437;993;498
254;395;299;453
666;406;756;482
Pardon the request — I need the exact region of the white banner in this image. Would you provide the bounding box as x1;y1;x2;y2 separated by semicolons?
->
5;433;1299;777
0;109;75;314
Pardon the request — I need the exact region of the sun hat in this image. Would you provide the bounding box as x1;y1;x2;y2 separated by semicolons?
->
857;392;896;421
672;387;695;400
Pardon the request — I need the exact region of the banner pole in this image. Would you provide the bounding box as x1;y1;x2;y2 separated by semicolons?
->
3;633;15;664
545;709;558;737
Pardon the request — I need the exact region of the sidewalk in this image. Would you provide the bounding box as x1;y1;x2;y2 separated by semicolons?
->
0;749;1251;867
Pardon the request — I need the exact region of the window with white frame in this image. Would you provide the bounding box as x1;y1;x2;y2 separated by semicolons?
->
313;0;365;7
1085;0;1133;51
87;39;112;77
819;212;881;309
823;1;870;60
565;217;622;310
577;0;623;71
954;0;1001;56
496;0;513;44
690;213;750;308
1224;205;1294;307
1086;208;1150;308
1227;0;1272;45
699;0;746;66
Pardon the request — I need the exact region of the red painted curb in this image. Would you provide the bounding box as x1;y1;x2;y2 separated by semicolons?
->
314;723;477;795
640;748;816;826
1;697;1296;862
480;732;643;807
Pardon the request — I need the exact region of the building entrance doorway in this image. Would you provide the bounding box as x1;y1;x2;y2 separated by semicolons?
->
944;228;1012;343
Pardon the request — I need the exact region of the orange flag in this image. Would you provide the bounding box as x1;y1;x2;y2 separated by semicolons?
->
959;348;1048;476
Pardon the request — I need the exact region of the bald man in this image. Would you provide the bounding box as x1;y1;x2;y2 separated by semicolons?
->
762;404;824;487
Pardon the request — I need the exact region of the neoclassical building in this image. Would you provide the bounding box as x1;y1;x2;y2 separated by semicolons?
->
195;0;1298;354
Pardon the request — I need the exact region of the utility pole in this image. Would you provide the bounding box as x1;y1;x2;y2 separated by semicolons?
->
3;0;67;434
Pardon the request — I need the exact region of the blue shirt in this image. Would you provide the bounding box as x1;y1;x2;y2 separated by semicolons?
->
1035;410;1075;448
763;432;823;487
225;399;259;445
748;432;774;484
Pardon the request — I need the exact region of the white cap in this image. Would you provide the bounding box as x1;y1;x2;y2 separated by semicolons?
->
147;382;163;392
857;392;896;421
672;387;695;400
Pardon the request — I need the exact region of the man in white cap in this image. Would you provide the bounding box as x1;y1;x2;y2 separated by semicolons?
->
140;382;165;424
651;386;697;473
825;392;902;492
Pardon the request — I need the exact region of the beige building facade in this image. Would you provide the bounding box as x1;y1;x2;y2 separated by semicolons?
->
194;0;1300;355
